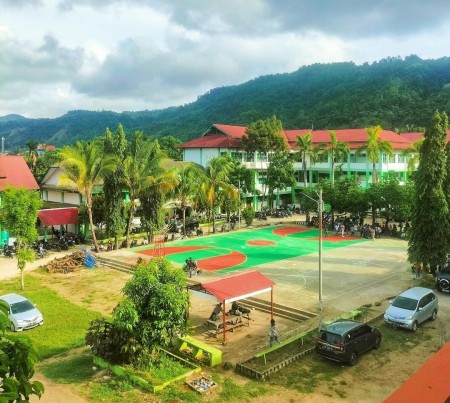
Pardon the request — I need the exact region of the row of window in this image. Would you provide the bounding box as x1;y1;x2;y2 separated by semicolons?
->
226;151;410;164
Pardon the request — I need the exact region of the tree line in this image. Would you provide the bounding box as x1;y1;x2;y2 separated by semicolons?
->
2;55;450;150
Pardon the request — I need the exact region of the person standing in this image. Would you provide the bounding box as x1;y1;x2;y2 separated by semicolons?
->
268;319;281;347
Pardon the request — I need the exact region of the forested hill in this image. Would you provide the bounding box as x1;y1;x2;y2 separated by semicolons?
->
2;55;450;150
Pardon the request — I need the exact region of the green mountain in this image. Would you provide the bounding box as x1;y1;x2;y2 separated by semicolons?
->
2;55;450;150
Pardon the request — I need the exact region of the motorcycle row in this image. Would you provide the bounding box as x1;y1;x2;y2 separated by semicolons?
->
0;234;85;259
255;208;293;221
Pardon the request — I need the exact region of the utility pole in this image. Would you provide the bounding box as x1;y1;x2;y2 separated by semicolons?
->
318;188;323;330
238;180;241;230
300;189;323;330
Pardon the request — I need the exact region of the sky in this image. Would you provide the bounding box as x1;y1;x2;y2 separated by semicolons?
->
2;0;450;119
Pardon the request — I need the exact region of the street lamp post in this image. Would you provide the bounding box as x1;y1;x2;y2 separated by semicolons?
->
318;189;323;330
238;180;241;230
301;189;323;330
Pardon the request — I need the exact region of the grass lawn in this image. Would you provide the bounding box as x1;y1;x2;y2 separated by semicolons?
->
1;265;440;402
0;273;102;359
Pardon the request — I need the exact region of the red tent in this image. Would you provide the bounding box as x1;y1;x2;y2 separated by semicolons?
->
189;270;276;344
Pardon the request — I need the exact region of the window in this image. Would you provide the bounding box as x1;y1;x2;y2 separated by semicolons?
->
349;326;369;339
350;153;366;163
317;153;328;163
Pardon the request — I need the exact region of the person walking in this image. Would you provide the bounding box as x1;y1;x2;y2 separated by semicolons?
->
268;319;281;347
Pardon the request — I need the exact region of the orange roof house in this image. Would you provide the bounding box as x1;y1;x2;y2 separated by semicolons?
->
0;155;40;191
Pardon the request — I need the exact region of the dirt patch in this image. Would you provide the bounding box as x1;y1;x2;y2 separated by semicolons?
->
31;267;129;316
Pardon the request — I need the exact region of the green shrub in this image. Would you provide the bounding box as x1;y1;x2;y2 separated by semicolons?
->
242;207;255;226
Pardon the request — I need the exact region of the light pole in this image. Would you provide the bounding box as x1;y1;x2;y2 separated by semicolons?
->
238;180;241;230
301;189;323;330
318;189;323;330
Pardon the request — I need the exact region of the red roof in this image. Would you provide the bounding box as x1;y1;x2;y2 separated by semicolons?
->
212;124;248;138
181;134;241;149
37;144;56;151
180;124;416;151
400;131;450;143
385;341;450;402
0;156;39;192
201;270;275;302
284;129;313;142
38;208;79;226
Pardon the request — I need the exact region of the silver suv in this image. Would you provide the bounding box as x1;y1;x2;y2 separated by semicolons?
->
384;287;438;332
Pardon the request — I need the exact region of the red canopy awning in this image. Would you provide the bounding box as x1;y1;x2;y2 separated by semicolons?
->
201;271;276;303
191;271;276;344
38;208;79;226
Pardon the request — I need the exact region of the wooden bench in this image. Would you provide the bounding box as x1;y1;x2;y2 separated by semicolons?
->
205;314;250;337
177;335;222;367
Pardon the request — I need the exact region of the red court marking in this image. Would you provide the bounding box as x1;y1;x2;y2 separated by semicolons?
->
198;250;247;271
137;245;209;257
310;234;362;242
273;226;309;236
247;240;276;246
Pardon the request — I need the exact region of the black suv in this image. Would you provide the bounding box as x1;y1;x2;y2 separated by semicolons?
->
436;262;450;293
316;320;381;366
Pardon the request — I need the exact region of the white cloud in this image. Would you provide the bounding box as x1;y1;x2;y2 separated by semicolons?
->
1;0;450;118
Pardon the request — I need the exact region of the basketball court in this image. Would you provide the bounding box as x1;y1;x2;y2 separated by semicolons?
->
136;226;366;273
131;224;411;315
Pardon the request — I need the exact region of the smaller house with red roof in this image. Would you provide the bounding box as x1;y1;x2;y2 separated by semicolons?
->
37;144;56;156
0;155;40;243
180;124;419;209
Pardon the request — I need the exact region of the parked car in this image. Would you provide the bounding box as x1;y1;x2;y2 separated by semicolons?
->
315;320;381;366
436;263;450;293
384;287;438;332
0;293;44;331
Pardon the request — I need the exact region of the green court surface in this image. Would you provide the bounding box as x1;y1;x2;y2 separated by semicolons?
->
138;226;367;274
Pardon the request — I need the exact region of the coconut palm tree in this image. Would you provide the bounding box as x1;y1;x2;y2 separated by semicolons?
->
121;131;178;246
317;130;350;186
357;125;394;184
201;155;236;233
59;139;117;252
402;137;424;177
25;140;39;173
174;163;205;235
295;131;315;188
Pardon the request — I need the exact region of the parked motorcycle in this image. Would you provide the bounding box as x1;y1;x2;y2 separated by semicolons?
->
3;246;16;258
35;245;48;259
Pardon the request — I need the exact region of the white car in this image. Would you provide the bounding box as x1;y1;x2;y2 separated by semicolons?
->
384;287;438;332
0;293;44;331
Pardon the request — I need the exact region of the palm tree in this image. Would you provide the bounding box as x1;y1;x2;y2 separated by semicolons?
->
25;140;39;173
121;132;178;246
317;130;350;186
357;125;394;184
173;163;204;235
295;131;314;188
201;156;236;233
59;139;117;252
402;137;424;177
